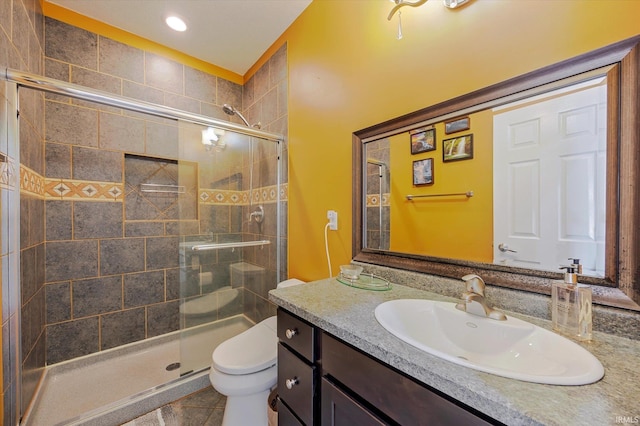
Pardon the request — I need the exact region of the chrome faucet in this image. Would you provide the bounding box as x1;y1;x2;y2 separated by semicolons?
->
455;274;507;321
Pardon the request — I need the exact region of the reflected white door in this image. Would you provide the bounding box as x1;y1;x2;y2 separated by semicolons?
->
493;82;606;276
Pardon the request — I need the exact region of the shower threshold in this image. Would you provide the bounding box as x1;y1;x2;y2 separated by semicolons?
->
22;315;253;426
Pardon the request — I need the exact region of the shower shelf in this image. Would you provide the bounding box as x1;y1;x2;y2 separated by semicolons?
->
190;240;271;251
140;183;185;194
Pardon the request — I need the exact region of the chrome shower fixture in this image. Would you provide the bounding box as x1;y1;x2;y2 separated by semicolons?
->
222;104;261;129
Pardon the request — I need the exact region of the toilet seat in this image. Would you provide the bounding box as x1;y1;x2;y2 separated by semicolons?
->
212;316;277;375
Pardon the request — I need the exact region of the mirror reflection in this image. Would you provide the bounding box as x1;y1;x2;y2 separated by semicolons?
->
363;71;610;278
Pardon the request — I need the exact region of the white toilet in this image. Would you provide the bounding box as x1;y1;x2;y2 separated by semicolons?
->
209;278;305;426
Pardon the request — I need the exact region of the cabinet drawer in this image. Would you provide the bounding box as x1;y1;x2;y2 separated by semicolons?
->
278;309;317;361
278;398;304;426
322;333;495;426
321;378;387;426
278;343;316;425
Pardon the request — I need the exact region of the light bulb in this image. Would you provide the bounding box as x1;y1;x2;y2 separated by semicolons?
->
166;16;187;32
202;127;217;146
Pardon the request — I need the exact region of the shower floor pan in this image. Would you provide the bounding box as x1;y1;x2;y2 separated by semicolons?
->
22;315;253;426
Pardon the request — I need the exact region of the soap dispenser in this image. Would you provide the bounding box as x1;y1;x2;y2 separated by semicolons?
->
551;258;592;341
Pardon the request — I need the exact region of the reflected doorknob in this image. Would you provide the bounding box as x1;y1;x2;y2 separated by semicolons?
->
498;243;517;253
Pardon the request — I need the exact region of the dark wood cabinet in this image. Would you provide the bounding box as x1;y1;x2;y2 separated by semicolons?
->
321;333;497;426
277;309;319;425
277;308;498;426
321;378;386;426
278;343;316;425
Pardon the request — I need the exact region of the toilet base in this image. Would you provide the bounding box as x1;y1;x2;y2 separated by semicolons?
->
221;388;271;426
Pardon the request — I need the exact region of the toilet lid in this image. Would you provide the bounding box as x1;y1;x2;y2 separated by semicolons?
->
212;316;277;375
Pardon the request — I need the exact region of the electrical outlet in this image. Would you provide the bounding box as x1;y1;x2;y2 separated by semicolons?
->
327;210;338;230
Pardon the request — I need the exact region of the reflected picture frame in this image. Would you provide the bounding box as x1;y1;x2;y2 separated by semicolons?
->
444;116;470;134
412;158;434;185
410;127;436;154
443;134;473;162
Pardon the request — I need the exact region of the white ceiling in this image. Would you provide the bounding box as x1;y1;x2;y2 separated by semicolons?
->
46;0;313;76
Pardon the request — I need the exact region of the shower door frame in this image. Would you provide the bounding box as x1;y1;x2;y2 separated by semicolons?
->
5;69;283;141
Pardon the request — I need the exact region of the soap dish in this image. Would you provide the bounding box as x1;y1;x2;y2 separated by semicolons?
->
336;273;391;291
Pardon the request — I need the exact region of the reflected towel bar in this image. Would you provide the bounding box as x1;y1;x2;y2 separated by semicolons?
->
191;240;271;251
406;191;474;200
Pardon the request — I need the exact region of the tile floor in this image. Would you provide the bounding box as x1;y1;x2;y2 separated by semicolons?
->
124;387;226;426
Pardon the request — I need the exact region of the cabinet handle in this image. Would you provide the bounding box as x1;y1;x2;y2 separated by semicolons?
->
285;377;299;389
285;328;298;339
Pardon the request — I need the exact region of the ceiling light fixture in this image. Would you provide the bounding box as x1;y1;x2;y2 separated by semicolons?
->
442;0;470;9
165;15;187;32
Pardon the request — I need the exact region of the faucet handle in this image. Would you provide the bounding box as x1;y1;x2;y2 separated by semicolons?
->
461;274;485;296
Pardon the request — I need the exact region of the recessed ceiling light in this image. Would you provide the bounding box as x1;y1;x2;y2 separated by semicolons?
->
165;16;187;32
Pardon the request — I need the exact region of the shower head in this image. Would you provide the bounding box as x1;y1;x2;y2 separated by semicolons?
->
222;104;236;116
222;104;251;127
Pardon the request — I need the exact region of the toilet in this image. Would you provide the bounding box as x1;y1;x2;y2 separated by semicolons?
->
209;278;305;426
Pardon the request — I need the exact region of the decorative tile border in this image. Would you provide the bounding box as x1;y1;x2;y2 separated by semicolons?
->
20;165;45;196
45;179;124;201
1;157;18;190
20;164;289;205
199;189;245;205
200;183;288;205
366;193;390;207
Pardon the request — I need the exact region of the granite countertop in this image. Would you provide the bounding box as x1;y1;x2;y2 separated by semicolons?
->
269;278;640;426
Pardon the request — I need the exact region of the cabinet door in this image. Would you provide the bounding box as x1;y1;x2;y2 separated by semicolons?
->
321;378;387;426
278;399;304;426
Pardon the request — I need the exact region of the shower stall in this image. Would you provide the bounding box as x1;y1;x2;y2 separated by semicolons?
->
4;70;285;425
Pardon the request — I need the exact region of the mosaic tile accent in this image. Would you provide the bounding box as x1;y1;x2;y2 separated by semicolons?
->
20;165;45;196
1;157;18;190
200;183;288;205
367;192;390;207
44;179;124;201
21;166;288;205
199;189;244;205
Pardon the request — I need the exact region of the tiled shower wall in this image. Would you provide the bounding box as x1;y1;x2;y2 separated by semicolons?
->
38;18;289;365
1;0;46;424
366;139;390;250
1;9;288;421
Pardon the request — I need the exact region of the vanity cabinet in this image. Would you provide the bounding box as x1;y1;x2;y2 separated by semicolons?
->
321;333;497;426
277;308;498;426
277;309;319;425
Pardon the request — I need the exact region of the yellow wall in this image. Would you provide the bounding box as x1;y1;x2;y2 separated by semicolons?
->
284;0;640;281
389;108;493;262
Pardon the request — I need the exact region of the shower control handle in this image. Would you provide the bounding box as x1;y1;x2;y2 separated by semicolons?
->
285;328;298;339
285;377;299;389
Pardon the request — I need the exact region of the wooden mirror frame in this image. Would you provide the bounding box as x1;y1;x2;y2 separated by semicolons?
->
353;36;640;311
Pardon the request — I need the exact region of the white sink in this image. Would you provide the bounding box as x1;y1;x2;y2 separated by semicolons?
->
374;299;604;385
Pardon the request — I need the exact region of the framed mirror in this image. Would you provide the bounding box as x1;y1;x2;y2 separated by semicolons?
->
353;36;640;310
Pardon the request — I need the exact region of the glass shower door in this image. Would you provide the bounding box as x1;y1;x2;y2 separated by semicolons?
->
177;121;281;376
